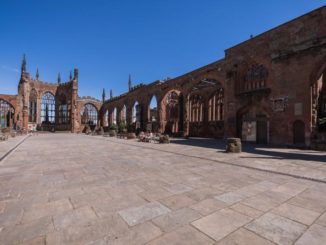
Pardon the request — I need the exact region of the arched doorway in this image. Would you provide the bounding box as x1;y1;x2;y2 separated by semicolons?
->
0;99;15;129
237;107;269;144
148;95;158;132
293;120;305;145
189;94;204;136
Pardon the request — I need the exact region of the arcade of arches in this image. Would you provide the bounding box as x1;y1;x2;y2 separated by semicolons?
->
1;6;326;148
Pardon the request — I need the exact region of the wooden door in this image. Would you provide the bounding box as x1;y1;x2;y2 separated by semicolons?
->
256;120;268;144
293;120;305;145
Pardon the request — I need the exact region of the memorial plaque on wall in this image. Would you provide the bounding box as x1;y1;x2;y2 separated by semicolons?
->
294;103;303;116
270;96;288;112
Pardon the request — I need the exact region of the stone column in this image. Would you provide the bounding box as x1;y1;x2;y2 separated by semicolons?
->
203;99;209;136
157;99;165;133
126;106;132;126
183;93;190;137
70;80;78;133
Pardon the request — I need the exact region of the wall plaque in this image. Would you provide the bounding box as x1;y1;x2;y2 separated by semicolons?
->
270;96;288;112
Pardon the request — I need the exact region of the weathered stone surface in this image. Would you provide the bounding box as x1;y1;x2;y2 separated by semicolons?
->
148;225;215;245
160;194;196;210
271;203;320;225
118;201;171;226
91;222;162;245
53;206;98;230
316;212;326;227
245;213;307;245
192;209;252;241
152;207;202;232
0;134;326;244
214;192;246;205
295;224;326;245
230;203;264;218
226;138;241;153
217;228;274;245
190;198;228;216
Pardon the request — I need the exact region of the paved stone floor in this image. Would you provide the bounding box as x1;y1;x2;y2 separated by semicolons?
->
0;134;326;245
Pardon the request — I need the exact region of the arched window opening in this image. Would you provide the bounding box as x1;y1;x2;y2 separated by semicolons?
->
112;108;117;125
166;92;179;121
41;92;55;124
81;104;98;126
149;96;158;122
58;94;70;124
103;109;109;127
29;89;37;123
189;94;204;123
132;101;141;123
317;73;326;131
164;91;183;134
0;99;15;128
208;89;224;122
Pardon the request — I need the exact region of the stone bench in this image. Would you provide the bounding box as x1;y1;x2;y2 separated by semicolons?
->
226;138;242;153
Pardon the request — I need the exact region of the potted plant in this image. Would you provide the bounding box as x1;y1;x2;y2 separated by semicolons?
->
109;124;117;137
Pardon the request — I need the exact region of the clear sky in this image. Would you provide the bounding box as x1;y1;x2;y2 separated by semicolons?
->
0;0;325;99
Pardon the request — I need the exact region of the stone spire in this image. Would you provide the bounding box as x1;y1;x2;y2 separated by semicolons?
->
21;54;26;74
69;71;72;80
36;68;39;80
128;74;132;91
110;89;113;99
57;73;61;84
102;88;106;102
74;68;79;81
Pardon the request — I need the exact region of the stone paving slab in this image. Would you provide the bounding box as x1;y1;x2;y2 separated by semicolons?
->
118;201;171;226
192;208;253;242
0;134;326;244
245;213;307;245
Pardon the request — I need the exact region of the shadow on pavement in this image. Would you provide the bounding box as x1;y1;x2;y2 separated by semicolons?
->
170;138;326;163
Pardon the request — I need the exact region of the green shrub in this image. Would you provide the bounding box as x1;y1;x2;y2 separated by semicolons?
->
118;121;127;133
109;123;118;131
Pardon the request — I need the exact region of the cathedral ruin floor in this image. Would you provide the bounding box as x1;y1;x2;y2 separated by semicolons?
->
0;134;326;244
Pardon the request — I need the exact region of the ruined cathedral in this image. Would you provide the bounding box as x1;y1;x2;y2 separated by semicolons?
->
1;6;326;148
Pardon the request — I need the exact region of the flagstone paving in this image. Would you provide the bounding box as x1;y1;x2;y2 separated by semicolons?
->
0;133;326;244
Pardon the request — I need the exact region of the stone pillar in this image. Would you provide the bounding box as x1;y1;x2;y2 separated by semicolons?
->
70;78;78;133
108;110;113;126
116;108;121;126
127;106;132;126
203;99;209;135
183;94;190;137
157;99;165;133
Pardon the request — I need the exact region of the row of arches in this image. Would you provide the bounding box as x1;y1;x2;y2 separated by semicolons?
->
101;84;225;136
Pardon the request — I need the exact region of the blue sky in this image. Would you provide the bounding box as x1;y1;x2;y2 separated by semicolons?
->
0;0;325;99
